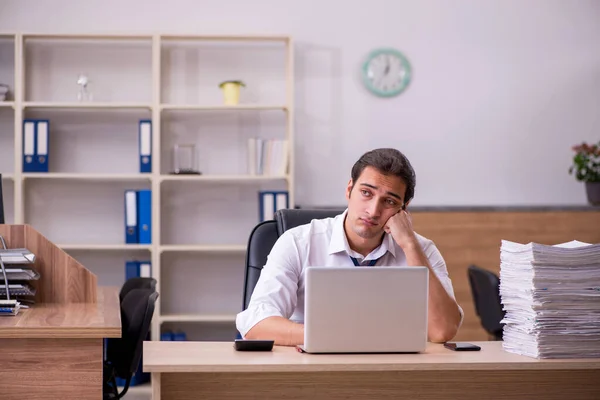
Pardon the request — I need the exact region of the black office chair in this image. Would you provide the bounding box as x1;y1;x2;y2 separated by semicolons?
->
119;276;157;303
242;208;345;310
467;264;505;341
103;288;159;399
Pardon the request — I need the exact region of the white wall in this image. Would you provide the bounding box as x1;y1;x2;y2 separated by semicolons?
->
1;0;599;207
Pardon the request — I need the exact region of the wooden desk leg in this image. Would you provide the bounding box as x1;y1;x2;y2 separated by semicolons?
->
152;372;161;400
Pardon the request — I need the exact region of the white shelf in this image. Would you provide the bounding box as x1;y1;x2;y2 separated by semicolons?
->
160;174;288;182
5;32;295;343
23;102;152;110
160;104;287;111
161;34;290;42
22;173;152;181
60;244;152;251
160;244;246;253
23;33;153;41
160;314;237;323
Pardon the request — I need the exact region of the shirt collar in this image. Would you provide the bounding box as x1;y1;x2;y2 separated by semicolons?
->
328;209;397;260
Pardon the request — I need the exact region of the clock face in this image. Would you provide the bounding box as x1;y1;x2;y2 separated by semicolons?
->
362;48;411;97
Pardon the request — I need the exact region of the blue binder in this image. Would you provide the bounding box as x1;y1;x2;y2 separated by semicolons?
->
22;120;36;172
160;330;187;341
258;190;289;221
137;189;152;244
35;120;50;172
125;261;151;280
139;120;152;173
124;190;139;244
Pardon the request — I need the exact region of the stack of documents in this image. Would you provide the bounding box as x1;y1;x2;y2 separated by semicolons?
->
499;240;600;358
0;248;36;264
0;247;38;311
0;299;21;316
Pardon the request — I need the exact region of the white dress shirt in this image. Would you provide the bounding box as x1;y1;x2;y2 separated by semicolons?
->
236;209;463;337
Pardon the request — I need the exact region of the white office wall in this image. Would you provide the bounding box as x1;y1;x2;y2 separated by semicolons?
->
1;0;599;206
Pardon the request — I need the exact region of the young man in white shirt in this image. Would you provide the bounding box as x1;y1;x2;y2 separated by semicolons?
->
236;148;463;346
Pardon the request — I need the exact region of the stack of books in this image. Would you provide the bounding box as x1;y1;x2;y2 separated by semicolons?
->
0;299;20;316
499;240;600;358
247;138;289;176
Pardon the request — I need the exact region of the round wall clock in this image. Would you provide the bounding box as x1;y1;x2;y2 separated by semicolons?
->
361;48;412;97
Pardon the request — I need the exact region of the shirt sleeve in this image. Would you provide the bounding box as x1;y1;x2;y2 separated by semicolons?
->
235;230;302;337
420;237;465;328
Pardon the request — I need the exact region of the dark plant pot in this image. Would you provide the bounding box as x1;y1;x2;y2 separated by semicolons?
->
585;182;600;206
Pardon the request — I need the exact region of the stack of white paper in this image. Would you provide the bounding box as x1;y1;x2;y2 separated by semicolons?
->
499;240;600;359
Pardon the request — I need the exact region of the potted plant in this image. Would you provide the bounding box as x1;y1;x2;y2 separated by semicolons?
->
569;141;600;205
218;80;245;105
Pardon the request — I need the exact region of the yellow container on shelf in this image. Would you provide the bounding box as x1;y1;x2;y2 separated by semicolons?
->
219;80;245;105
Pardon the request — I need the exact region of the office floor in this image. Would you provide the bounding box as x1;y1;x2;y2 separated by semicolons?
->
122;384;151;400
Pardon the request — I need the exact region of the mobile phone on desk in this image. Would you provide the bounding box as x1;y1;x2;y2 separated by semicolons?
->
234;339;274;352
444;342;481;351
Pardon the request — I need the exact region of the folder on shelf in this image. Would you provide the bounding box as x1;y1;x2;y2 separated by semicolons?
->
22;120;36;172
139;119;152;173
275;191;289;211
125;260;151;280
137;189;152;244
160;330;187;341
259;191;275;221
36;120;50;173
259;191;289;221
124;190;139;244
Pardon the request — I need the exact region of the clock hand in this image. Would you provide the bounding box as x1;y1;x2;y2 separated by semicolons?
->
384;56;390;76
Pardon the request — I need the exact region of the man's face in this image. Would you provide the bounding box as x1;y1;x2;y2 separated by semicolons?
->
345;166;408;239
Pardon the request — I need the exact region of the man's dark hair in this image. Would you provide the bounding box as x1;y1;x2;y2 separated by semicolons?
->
350;148;416;203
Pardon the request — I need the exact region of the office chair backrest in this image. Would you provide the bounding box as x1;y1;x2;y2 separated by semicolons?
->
0;174;5;224
242;208;345;310
467;264;505;340
119;277;157;303
243;220;279;310
105;288;158;398
275;208;346;235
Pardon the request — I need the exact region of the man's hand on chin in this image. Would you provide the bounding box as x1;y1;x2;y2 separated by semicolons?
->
384;210;419;250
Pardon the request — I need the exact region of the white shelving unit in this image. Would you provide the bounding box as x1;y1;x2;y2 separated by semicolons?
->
0;33;294;343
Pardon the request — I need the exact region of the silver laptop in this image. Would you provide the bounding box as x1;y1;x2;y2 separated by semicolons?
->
297;266;429;354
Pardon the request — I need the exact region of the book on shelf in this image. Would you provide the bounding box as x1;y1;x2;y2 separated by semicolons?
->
247;138;288;176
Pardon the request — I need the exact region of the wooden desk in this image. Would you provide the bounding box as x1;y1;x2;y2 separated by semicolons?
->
144;341;600;400
0;286;121;400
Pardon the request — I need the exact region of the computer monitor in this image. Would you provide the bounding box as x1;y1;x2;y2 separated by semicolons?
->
0;174;5;224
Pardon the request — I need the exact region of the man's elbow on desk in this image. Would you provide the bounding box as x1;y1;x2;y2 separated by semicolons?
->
244;316;304;347
428;324;459;344
428;310;462;343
